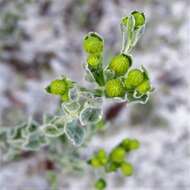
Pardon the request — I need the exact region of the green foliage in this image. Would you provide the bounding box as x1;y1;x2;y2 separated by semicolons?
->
65;119;86;146
0;10;153;190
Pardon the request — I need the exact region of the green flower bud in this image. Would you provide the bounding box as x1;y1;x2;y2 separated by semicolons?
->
89;158;102;168
124;69;144;90
105;161;120;173
129;139;140;150
120;162;133;176
110;147;126;163
88;149;108;167
95;178;107;190
136;80;151;95
97;149;108;165
46;79;68;95
109;54;132;76
121;16;128;26
83;32;103;54
132;11;145;28
120;138;140;151
121;11;145;29
105;79;125;98
120;138;131;151
87;54;102;69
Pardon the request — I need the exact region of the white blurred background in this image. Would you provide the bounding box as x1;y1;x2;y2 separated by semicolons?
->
0;0;189;189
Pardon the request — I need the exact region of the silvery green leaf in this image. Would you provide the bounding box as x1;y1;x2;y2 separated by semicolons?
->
23;132;47;151
131;25;145;47
78;91;93;107
27;121;39;133
69;87;78;101
53;117;65;133
6;126;26;148
141;65;149;80
0;128;7;143
22;121;39;137
8;124;26;140
127;15;135;45
104;69;115;81
8;139;25;148
3;148;20;161
63;101;81;114
79;107;102;125
121;15;135;53
84;68;96;82
65;119;85;146
127;92;149;104
43;114;55;124
42;124;64;137
88;97;103;108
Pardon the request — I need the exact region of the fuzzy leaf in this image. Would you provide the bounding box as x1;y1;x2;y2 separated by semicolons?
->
0;128;7;144
69;87;78;101
42;124;64;137
23;132;47;150
79;107;102;125
63;101;81;114
65;119;85;146
126;92;149;104
22;121;39;137
104;69;115;81
43;114;55;124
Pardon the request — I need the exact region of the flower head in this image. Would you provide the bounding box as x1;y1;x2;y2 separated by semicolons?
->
109;54;132;76
105;79;125;98
83;32;104;54
87;54;102;69
124;69;144;90
136;80;151;95
121;11;145;29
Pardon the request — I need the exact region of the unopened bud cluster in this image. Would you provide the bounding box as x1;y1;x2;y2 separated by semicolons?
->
88;138;140;189
0;10;154;190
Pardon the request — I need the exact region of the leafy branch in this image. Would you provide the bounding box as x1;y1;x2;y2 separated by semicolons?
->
0;11;153;189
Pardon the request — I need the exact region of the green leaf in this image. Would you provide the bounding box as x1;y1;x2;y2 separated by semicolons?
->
126;91;149;104
130;26;145;47
43;114;55;124
7;124;27;147
63;101;81;114
125;15;135;53
69;87;79;101
53;117;65;133
104;69;115;81
23;132;47;151
65;119;85;146
42;124;64;137
88;97;103;108
22;121;39;137
0;128;7;144
79;107;102;125
121;12;146;53
84;69;96;83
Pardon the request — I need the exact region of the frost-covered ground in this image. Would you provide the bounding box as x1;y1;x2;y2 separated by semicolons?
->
0;0;190;189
